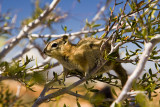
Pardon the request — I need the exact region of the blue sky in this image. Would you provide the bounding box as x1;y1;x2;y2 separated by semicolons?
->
0;0;143;60
1;0;125;34
0;0;111;60
1;0;159;74
1;0;100;31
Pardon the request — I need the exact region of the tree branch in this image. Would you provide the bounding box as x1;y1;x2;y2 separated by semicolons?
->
29;27;106;38
32;58;109;106
111;34;160;107
0;0;60;60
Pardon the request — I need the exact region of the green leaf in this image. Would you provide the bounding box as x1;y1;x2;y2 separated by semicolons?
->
123;28;132;33
32;72;45;84
44;64;49;69
135;28;143;38
149;68;152;75
114;102;121;107
90;89;99;92
85;19;91;28
5;16;10;20
77;101;81;107
150;83;156;92
61;25;67;33
109;7;112;13
86;18;89;24
121;23;126;29
115;80;118;84
53;72;58;80
26;85;36;92
142;73;147;80
126;18;132;27
135;93;148;107
112;88;117;97
101;32;106;39
142;28;147;36
35;57;38;67
63;104;67;107
131;19;136;28
152;56;160;60
151;6;157;18
119;8;122;13
26;55;29;63
91;24;101;28
125;48;129;56
132;42;143;49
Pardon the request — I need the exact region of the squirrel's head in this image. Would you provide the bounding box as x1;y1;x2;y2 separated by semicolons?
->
43;36;69;57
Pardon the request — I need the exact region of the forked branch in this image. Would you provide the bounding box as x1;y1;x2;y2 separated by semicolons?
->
111;34;160;107
0;0;60;59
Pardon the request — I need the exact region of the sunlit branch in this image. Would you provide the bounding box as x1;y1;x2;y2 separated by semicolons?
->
0;0;60;60
12;44;35;60
111;34;160;107
70;1;111;40
29;27;106;38
32;27;126;107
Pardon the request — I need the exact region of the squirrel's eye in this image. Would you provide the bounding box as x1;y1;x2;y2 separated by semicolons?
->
51;43;58;48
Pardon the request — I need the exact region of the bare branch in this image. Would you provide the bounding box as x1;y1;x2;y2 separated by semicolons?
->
127;91;147;96
91;0;111;23
32;58;109;106
30;27;106;38
26;57;59;74
0;0;60;60
70;1;111;40
12;44;35;60
111;34;160;107
30;0;155;40
32;28;127;106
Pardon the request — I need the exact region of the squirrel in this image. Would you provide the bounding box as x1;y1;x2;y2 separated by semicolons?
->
43;36;128;86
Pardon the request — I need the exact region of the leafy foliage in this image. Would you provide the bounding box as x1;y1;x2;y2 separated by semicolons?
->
0;0;160;107
21;0;66;35
0;56;45;91
0;85;24;107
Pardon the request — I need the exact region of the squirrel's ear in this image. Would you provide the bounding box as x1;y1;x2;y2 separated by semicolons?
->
62;36;68;43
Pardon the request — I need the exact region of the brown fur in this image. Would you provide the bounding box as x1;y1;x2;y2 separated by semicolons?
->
43;36;128;86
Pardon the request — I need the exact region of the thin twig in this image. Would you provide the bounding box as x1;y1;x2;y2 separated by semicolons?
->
66;91;88;100
30;27;106;38
111;34;160;107
69;0;111;40
0;0;60;60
